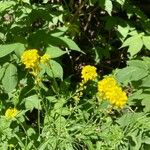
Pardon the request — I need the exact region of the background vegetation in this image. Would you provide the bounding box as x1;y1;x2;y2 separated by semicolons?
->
0;0;150;149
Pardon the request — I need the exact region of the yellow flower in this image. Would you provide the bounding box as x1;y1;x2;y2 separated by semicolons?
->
81;65;97;82
98;76;117;91
98;76;127;108
40;54;50;64
5;108;19;119
21;49;40;69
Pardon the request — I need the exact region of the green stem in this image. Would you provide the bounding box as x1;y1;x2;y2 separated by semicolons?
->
17;118;37;150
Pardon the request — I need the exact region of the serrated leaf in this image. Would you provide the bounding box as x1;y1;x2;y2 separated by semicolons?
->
2;63;18;92
45;46;66;58
0;43;25;58
46;60;63;80
24;95;41;110
142;36;150;50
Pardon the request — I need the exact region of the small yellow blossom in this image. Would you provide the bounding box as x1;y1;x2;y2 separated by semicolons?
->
40;54;50;64
98;76;117;95
21;49;40;69
98;76;127;108
5;108;19;119
81;65;97;82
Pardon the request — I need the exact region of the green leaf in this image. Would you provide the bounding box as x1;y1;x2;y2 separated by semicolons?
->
46;60;63;80
127;60;148;71
14;43;26;58
117;25;129;40
142;96;150;112
142;36;150;50
105;0;113;15
0;67;5;80
122;35;143;57
24;95;41;110
38;139;51;150
27;128;36;137
116;0;125;5
58;37;83;53
141;76;150;87
45;46;66;58
128;39;143;56
122;34;139;47
116;66;148;83
0;2;15;12
22;0;30;4
0;43;25;58
2;63;18;92
142;57;150;70
99;0;113;15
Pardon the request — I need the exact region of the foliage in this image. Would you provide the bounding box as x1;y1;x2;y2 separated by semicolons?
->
0;0;150;149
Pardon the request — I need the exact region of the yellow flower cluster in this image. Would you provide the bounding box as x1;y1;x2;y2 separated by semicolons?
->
81;65;97;82
21;49;50;76
98;76;127;108
21;49;40;69
5;108;19;119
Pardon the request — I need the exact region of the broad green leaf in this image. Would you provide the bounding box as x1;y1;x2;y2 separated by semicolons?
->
141;76;150;87
2;63;18;92
122;35;143;56
58;37;83;53
142;96;150;112
24;95;41;110
116;0;125;5
117;25;129;40
128;90;143;105
116;66;148;83
99;0;113;15
0;43;25;58
14;43;26;58
142;57;150;70
142;36;150;50
127;60;148;71
46;60;63;80
45;46;66;58
0;2;15;12
122;34;141;47
105;0;113;15
54;98;66;110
